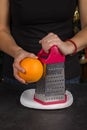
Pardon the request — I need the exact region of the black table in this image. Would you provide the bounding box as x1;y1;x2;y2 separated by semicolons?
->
0;82;87;130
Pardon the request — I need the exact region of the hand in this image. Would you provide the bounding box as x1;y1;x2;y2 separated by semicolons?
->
39;33;75;55
13;48;38;84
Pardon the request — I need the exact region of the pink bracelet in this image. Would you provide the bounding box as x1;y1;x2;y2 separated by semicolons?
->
66;39;77;55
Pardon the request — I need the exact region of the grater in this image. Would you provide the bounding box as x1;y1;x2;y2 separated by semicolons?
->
20;45;73;109
34;45;67;105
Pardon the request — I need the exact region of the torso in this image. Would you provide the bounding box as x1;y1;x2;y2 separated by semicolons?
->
10;0;77;53
3;0;80;80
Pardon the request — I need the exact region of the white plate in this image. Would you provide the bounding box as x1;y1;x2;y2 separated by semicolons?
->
20;89;73;110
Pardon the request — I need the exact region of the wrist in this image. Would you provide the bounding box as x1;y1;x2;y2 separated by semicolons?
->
65;39;77;55
13;47;23;58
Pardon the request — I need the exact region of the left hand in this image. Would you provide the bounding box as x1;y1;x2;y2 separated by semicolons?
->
39;33;75;55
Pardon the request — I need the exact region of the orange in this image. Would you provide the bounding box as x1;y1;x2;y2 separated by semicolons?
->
18;57;43;83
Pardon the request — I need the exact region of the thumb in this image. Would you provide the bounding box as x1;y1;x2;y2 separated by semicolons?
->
28;53;38;59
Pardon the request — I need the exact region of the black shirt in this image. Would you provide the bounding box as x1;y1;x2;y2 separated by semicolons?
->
3;0;80;80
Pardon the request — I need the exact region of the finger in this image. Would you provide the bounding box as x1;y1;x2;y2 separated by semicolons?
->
28;53;38;59
14;68;34;84
39;33;54;43
39;34;58;44
13;68;26;84
13;62;25;73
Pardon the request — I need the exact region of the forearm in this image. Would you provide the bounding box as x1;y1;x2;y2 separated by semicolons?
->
63;25;87;56
69;25;87;52
0;30;22;58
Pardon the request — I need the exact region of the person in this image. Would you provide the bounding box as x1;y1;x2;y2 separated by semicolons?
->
0;0;87;87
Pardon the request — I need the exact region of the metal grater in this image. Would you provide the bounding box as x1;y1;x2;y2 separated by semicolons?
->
34;46;66;104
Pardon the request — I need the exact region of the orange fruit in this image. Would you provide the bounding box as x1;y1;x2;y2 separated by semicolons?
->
18;57;43;83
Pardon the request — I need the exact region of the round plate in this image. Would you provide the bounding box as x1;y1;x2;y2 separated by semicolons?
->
20;89;73;110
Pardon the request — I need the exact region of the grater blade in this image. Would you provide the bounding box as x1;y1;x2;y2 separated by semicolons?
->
35;62;65;103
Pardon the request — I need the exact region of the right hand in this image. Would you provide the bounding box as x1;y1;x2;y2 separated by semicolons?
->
13;48;38;84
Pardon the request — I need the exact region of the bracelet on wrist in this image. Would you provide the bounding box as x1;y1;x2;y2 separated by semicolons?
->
66;39;77;55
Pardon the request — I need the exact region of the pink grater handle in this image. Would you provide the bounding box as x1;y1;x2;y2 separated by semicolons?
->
38;45;65;64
